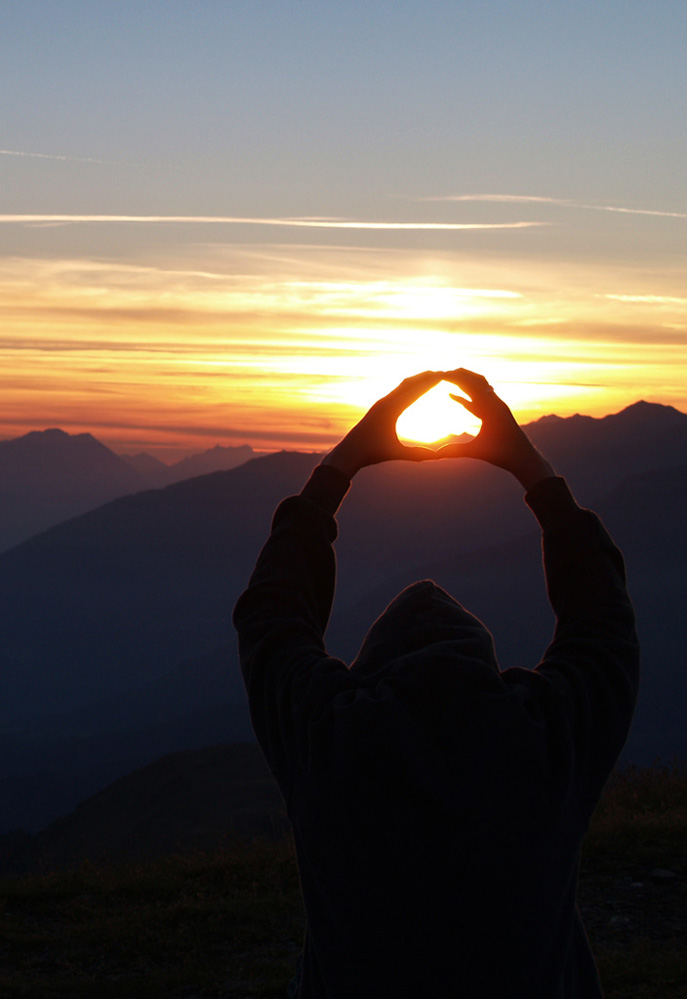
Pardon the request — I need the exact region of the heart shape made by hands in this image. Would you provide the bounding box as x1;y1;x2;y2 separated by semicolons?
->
396;380;482;446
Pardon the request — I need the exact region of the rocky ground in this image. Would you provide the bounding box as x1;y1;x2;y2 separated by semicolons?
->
580;859;687;946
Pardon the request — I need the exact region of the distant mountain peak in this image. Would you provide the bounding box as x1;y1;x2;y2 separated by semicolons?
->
613;400;687;422
0;427;148;552
592;401;687;439
38;427;69;438
119;442;259;487
206;443;252;455
526;412;594;430
528;400;686;432
14;427;101;448
11;427;73;446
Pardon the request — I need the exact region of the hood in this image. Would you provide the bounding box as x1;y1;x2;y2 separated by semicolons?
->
350;580;500;677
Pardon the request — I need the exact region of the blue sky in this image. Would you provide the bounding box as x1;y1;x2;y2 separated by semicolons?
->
4;2;685;232
1;1;686;455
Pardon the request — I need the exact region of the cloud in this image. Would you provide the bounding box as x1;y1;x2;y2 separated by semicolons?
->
2;246;685;451
605;294;687;305
0;148;112;165
0;214;546;231
423;193;687;221
585;204;687;220
434;195;565;204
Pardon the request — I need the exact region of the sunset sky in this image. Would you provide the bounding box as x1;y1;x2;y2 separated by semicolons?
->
2;1;685;458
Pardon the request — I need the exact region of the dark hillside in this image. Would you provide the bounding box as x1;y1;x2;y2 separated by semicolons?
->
0;645;254;834
0;451;319;723
0;743;285;873
1;404;686;834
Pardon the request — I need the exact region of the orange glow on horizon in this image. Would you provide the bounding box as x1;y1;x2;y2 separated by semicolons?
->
0;247;685;457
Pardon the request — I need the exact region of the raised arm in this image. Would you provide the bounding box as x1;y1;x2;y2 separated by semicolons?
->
525;477;640;801
437;369;639;794
233;370;446;787
235;369;447;683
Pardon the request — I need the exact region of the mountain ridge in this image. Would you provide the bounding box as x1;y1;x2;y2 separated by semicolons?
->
1;401;686;834
0;429;263;552
120;442;259;486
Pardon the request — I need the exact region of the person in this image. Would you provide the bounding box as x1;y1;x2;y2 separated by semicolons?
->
232;368;639;998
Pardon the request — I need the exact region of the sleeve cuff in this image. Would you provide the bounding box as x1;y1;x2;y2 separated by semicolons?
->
300;462;352;516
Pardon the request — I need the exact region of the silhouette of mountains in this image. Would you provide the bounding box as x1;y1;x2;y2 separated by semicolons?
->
120;443;257;487
1;401;686;837
0;428;146;552
0;429;258;552
1;744;286;873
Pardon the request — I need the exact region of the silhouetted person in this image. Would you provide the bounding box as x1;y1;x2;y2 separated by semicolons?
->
233;368;639;998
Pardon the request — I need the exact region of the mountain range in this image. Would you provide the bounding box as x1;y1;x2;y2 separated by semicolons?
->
1;400;686;837
0;429;259;552
120;442;257;487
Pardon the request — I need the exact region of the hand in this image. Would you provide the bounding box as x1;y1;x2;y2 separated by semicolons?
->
321;371;445;478
436;368;556;490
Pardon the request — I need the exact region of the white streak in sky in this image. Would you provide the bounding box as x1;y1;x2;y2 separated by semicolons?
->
438;195;566;204
424;193;687;220
0;214;545;231
0;148;112;164
589;204;687;220
606;294;687;305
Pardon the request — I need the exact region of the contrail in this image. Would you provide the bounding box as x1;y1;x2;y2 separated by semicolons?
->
424;193;687;220
0;214;546;230
0;148;111;164
588;204;687;220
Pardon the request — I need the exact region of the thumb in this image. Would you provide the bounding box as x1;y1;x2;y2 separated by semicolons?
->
449;393;480;417
434;440;477;460
401;444;442;462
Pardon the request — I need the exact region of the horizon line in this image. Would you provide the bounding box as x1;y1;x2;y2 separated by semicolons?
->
2;398;681;457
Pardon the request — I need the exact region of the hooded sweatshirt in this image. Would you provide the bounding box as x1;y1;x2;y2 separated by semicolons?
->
233;464;639;999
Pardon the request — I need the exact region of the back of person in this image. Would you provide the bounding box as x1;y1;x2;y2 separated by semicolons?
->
234;368;639;998
289;674;591;996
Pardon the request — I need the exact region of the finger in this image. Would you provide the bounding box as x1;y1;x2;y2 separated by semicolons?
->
442;367;485;382
442;368;493;398
384;370;444;414
449;392;480;417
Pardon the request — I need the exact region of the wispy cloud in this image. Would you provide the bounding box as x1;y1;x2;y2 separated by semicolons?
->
1;248;685;451
435;195;564;204
0;214;545;231
0;148;113;165
606;294;687;305
423;193;687;220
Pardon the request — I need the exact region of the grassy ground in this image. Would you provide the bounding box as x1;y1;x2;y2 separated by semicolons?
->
580;760;687;999
0;840;304;999
1;762;686;998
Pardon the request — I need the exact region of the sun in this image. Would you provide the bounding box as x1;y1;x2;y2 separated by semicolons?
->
396;381;482;445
